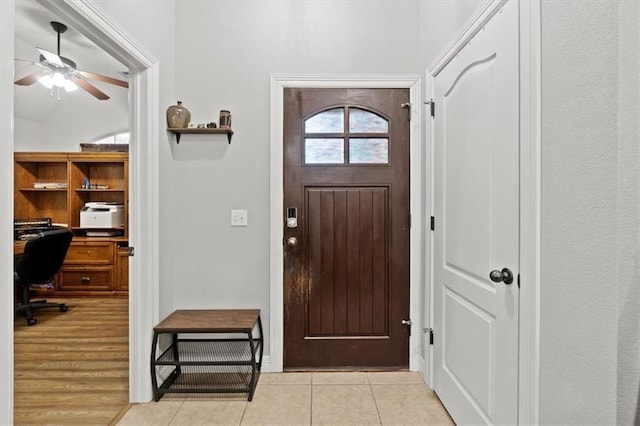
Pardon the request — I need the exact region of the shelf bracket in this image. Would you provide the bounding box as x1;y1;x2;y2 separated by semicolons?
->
176;133;181;144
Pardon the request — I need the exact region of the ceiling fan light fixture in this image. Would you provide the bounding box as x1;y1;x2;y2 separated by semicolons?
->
64;79;78;92
38;74;54;89
52;72;66;88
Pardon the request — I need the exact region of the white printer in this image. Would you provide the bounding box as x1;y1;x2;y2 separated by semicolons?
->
80;202;125;228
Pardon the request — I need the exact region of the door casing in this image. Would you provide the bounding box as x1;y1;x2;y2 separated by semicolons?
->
426;0;542;424
269;75;423;373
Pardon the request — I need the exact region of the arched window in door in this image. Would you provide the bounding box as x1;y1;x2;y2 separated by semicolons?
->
304;107;389;165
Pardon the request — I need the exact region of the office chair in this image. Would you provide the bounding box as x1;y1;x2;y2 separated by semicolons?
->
14;227;73;326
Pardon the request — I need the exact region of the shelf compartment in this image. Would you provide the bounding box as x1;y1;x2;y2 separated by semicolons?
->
167;128;234;144
19;188;67;192
75;189;125;192
156;339;262;366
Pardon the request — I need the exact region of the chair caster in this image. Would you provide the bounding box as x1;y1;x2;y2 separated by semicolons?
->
60;305;68;312
27;318;37;326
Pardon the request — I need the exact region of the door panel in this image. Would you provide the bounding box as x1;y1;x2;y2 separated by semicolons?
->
433;1;519;424
306;187;388;337
284;88;409;368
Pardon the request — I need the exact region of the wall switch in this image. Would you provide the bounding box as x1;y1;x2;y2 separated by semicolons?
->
231;209;248;227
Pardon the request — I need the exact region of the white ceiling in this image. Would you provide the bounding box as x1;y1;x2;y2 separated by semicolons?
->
14;1;128;123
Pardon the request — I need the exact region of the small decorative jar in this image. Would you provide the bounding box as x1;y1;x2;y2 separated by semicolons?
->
219;110;231;129
166;101;191;128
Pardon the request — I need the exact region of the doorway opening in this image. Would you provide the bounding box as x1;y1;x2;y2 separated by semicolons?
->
1;1;160;422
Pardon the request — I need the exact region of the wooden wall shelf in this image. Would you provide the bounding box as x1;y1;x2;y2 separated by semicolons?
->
168;128;234;144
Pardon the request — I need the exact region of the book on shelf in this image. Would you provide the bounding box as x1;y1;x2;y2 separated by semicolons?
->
84;230;123;237
33;182;68;189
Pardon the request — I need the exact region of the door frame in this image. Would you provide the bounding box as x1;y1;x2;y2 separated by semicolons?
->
425;0;541;423
269;75;423;372
0;1;160;422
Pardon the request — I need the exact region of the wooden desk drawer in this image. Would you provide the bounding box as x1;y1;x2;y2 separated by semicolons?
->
65;242;114;264
58;267;113;291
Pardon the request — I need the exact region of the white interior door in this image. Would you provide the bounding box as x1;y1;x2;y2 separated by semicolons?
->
432;1;519;424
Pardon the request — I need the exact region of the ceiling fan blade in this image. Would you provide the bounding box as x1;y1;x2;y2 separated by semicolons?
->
14;71;47;86
14;58;46;68
36;47;64;67
78;70;129;88
71;75;109;100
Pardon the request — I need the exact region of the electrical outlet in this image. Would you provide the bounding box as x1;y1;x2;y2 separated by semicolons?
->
231;209;248;226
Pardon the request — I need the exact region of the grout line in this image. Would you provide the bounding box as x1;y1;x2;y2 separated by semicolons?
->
309;381;314;425
238;400;248;425
369;377;383;425
166;400;185;426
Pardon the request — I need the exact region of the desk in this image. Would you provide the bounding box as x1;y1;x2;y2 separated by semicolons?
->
14;241;26;256
150;309;263;401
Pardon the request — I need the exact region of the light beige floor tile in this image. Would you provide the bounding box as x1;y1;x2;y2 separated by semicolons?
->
367;371;425;384
241;384;311;425
169;400;247;425
312;371;369;385
258;372;312;385
117;401;183;425
312;385;380;425
372;384;454;426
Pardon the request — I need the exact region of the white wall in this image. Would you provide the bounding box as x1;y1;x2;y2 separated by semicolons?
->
540;1;640;424
616;2;640;424
14;88;128;151
14;116;41;147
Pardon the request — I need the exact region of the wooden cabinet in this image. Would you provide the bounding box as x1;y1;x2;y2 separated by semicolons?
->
58;266;113;292
64;240;115;264
14;152;129;297
115;244;129;292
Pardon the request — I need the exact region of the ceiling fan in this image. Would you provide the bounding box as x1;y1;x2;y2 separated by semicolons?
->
14;21;128;100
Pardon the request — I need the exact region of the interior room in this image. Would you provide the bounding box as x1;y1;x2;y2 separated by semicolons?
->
12;1;130;423
2;0;639;425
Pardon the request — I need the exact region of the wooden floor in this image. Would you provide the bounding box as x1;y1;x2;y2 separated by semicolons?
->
14;297;129;425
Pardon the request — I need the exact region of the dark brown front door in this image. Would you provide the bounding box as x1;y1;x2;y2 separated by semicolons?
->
283;88;410;368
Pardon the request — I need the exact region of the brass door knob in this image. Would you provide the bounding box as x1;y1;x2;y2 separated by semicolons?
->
287;237;298;247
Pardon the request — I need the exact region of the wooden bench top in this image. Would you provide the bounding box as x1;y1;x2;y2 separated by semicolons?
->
153;309;260;333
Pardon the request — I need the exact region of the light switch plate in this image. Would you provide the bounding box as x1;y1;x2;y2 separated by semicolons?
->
231;209;248;226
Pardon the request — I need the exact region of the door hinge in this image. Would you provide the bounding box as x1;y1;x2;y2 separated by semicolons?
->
423;327;434;345
425;99;435;117
430;216;435;231
127;247;135;257
401;102;411;121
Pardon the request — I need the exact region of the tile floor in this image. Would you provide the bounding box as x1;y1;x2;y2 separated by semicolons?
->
117;371;454;425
